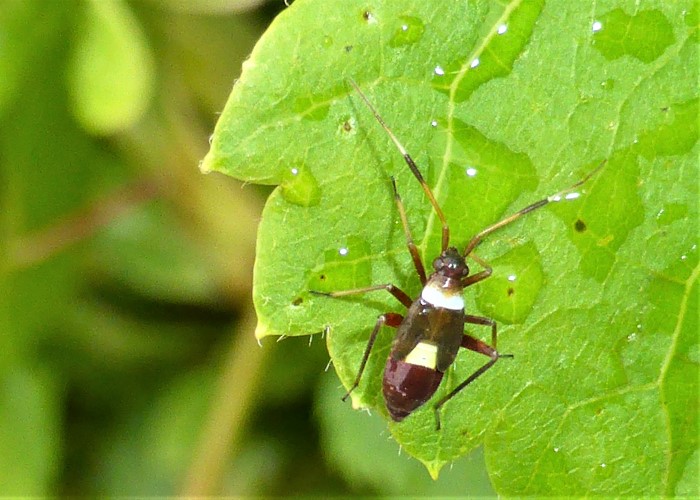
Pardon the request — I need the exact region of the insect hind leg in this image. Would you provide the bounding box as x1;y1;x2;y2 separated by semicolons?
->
432;319;513;430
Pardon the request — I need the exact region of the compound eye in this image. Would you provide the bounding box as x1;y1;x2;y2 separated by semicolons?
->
462;264;470;277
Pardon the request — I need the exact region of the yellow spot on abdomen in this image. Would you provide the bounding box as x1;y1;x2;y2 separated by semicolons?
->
405;342;438;369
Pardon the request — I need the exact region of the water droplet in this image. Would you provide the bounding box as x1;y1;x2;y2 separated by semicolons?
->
434;65;445;76
507;274;517;282
280;164;321;207
428;116;536;253
430;119;438;127
550;191;583;203
654;203;688;227
600;463;606;468
601;78;615;91
431;1;545;103
322;35;333;47
389;15;425;47
683;5;698;26
553;447;560;453
307;236;372;292
565;153;649;284
363;10;377;23
592;9;674;63
627;333;637;342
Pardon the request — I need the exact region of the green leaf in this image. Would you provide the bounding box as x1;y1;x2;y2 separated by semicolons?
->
202;0;698;493
66;0;154;134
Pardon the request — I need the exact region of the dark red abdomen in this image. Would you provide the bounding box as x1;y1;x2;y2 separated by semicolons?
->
382;357;444;421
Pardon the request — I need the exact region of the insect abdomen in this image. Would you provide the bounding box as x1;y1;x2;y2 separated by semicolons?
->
383;344;444;421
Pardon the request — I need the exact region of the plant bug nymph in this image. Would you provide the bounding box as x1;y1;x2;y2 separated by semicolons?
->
313;79;605;430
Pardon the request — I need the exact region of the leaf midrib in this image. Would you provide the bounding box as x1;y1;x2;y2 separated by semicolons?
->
422;0;526;256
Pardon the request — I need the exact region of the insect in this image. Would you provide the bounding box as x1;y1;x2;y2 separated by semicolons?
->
313;80;604;430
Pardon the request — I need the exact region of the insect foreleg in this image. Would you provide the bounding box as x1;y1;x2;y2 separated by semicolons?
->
342;312;404;401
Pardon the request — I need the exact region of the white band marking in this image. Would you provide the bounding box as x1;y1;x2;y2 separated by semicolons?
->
421;285;464;310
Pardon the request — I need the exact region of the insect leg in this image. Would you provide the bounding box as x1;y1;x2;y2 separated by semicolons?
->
459;251;495;287
390;176;427;284
464;314;499;350
311;283;413;308
348;78;450;251
462;268;492;288
433;317;513;430
433;351;498;431
462;160;606;257
342;312;404;401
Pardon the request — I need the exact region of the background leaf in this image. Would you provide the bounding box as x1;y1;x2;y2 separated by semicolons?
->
66;0;154;134
204;0;698;493
0;1;295;495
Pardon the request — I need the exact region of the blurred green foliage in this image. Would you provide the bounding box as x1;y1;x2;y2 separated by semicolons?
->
0;0;494;496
